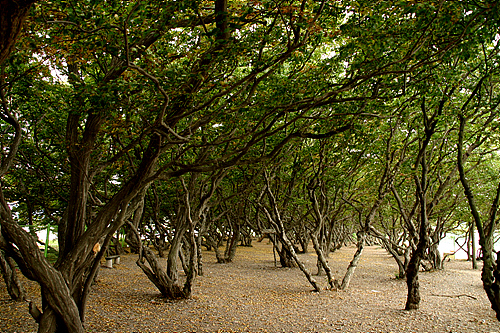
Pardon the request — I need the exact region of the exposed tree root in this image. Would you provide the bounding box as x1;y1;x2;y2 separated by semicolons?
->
430;293;477;300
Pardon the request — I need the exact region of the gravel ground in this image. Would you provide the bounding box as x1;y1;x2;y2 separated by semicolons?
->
1;241;500;332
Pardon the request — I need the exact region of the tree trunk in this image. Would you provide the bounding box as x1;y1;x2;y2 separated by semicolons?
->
428;241;442;270
471;222;478;269
0;190;86;333
279;231;320;292
182;227;198;297
480;237;500;320
2;135;161;332
388;247;407;279
404;99;437;310
132;222;198;299
225;222;240;262
216;222;240;263
196;233;204;276
166;221;187;284
277;242;295;268
311;233;339;290
0;0;36;66
139;245;185;299
266;234;294;268
127;220;188;299
405;201;430;309
296;224;309;254
340;231;365;290
125;193;146;254
405;189;430;310
382;239;409;279
457;112;500;320
405;251;421;308
405;253;421;310
259;189;320;291
0;250;25;301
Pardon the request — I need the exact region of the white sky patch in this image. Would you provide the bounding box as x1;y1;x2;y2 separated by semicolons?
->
51;66;68;83
33;52;68;83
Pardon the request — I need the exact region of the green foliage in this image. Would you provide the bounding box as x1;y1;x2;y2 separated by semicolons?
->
0;0;496;244
1;0;500;323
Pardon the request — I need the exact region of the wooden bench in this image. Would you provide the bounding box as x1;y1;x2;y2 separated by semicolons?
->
105;255;121;268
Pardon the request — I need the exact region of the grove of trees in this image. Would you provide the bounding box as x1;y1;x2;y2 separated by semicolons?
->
0;0;499;332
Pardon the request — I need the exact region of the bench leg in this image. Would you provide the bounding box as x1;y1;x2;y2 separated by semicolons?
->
114;257;120;265
105;259;113;268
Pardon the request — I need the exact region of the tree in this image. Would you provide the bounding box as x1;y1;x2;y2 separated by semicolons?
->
456;45;500;318
258;168;321;292
0;0;39;305
1;1;499;331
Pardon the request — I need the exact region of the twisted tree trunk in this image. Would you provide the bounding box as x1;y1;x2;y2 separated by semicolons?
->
0;250;25;301
259;175;320;292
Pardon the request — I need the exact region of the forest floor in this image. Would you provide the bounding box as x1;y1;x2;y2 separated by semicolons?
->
2;241;500;332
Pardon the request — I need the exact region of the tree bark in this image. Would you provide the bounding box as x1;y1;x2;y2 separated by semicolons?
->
471;222;478;269
127;220;186;299
311;233;339;290
458;113;500;319
1;132;162;332
340;231;365;290
216;221;240;263
405;238;425;310
259;193;320;291
428;239;443;270
182;226;198;297
0;0;37;66
405;180;430;310
404;96;442;310
0;188;85;333
166;221;188;286
280;230;320;292
0;250;25;301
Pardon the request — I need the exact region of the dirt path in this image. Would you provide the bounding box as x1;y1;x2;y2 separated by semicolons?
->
1;241;500;332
